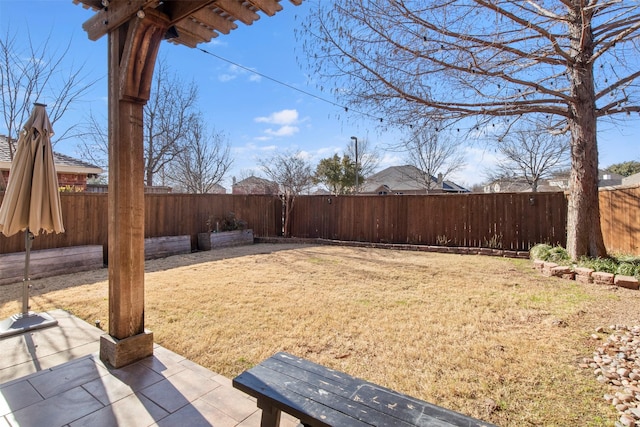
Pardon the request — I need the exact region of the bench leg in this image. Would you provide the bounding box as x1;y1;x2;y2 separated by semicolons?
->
258;400;281;427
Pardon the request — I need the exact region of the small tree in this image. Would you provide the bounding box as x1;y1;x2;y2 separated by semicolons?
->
493;121;570;192
76;110;109;177
314;153;362;195
401;125;466;192
259;151;313;237
143;58;198;187
345;137;380;191
165;116;233;193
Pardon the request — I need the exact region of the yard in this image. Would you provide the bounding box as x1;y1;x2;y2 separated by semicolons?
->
1;243;637;426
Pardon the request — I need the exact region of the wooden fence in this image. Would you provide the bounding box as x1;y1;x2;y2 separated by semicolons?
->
290;192;568;251
0;185;638;256
0;193;282;255
599;185;640;255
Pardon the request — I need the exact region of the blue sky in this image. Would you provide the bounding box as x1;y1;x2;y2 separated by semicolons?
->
1;0;639;190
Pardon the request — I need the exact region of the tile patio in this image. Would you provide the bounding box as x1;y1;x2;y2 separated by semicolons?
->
0;309;298;427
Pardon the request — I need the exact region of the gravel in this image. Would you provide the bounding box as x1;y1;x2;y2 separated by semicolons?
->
581;325;640;427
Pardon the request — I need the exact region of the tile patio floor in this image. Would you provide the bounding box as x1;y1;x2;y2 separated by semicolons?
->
0;309;299;427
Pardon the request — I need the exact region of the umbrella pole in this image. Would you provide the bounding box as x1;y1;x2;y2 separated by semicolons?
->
0;228;58;337
22;228;33;316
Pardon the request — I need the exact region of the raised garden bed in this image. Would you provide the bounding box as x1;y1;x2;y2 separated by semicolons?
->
0;245;104;286
144;235;191;260
198;229;254;251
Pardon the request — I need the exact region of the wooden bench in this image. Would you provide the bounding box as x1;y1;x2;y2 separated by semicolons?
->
233;352;496;427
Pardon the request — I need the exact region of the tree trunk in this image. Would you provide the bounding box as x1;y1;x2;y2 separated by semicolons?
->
565;5;607;260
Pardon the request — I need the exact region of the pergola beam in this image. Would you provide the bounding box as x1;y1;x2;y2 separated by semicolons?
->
247;0;283;17
83;0;160;41
191;8;237;35
215;0;260;26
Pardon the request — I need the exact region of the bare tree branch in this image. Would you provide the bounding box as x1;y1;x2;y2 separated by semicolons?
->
165;116;233;193
0;27;99;158
259;151;313;237
298;0;640;258
143;58;198;187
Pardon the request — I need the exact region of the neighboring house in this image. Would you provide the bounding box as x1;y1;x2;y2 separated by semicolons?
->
231;175;279;195
598;171;625;187
85;184;173;194
483;178;532;193
360;165;468;195
1;135;103;191
483;170;625;193
208;183;227;194
622;172;640;187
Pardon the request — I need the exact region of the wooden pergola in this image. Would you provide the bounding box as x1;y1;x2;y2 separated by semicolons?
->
73;0;302;368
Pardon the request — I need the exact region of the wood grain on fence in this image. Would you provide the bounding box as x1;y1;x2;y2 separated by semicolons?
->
290;192;568;251
599;185;640;255
0;193;282;255
1;186;637;256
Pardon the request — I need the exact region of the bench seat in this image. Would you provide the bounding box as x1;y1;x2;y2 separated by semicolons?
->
233;352;496;427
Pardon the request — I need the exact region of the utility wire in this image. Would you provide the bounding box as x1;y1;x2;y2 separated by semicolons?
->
197;48;383;122
197;48;510;137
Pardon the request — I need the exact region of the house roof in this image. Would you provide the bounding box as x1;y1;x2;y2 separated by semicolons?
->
233;175;277;187
622;172;640;186
361;165;468;194
0;135;103;175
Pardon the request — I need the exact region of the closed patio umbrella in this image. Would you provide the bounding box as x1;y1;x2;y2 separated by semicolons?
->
0;103;64;337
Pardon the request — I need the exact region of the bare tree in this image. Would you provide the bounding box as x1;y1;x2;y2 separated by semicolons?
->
165;116;233;193
0;28;98;157
493;120;570;192
345;137;380;190
299;1;640;259
401;125;466;191
143;58;198;187
259;151;313;237
76;110;109;173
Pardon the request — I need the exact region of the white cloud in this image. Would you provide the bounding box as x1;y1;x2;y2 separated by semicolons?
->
218;73;236;82
254;109;301;139
254;136;272;142
449;146;500;187
217;64;260;83
264;125;299;137
255;109;299;125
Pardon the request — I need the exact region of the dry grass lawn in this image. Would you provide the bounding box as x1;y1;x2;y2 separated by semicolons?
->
2;243;638;426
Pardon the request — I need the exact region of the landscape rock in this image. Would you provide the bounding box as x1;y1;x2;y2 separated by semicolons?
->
592;271;615;286
542;262;558;276
574;267;594;283
615;275;640;291
532;259;545;271
585;325;640;425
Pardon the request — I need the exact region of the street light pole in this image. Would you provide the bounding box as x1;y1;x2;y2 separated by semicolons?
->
350;136;358;193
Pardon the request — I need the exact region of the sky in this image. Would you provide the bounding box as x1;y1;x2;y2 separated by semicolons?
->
0;0;639;191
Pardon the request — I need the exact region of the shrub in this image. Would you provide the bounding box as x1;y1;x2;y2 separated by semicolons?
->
530;244;569;264
530;244;552;261
206;212;247;232
546;246;570;263
616;262;637;276
577;257;619;274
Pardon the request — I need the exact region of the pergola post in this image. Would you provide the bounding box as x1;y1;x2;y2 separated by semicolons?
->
99;10;168;368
